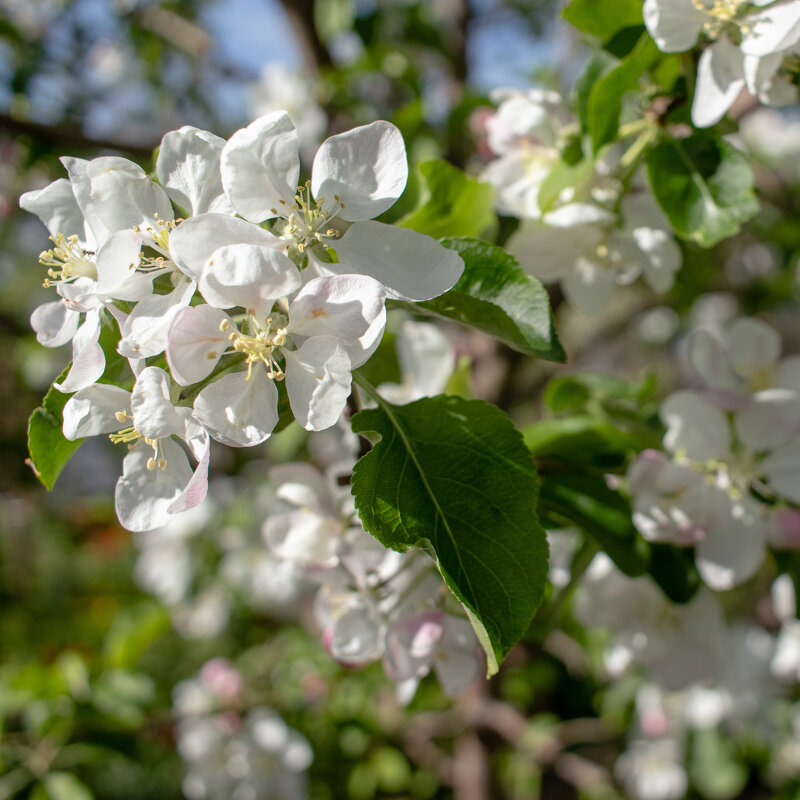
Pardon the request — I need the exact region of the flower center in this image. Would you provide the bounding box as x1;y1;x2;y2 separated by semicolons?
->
693;0;747;38
40;234;97;288
109;411;167;470
273;181;346;253
221;315;289;380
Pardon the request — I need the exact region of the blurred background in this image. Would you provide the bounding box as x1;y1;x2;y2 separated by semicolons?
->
4;1;800;799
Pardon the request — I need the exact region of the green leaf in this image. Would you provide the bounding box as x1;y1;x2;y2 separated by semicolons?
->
562;0;643;41
41;773;93;800
537;155;595;214
414;238;565;362
588;34;660;153
576;52;616;133
646;132;759;247
523;415;637;468
398;160;496;239
689;728;748;800
538;472;649;577
648;543;701;604
351;391;549;674
27;367;84;491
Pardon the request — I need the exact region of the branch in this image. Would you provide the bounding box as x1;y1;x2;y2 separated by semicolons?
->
276;0;332;70
0;113;157;160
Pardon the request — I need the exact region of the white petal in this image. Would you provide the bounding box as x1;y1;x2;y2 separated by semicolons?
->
115;440;193;532
643;0;706;52
288;274;386;349
61;156;112;246
220;111;300;222
117;278;196;359
94;229;144;296
156;125;234;216
696;492;767;590
20;178;93;248
689;328;736;389
30;301;80;348
131;366;193;440
312;120;408;222
661;390;731;461
193;369;278;447
62;383;132;440
727;317;780;381
776;356;800;393
167;305;232;386
199;243;301;317
740;2;800;57
434;616;481;697
263;510;341;568
333;221;464;301
168;213;282;282
54;310;105;392
762;436;800;503
562;257;617;316
269;463;333;511
284;336;352;431
85;156;174;240
509;222;604;282
691;39;746;128
734;389;800;451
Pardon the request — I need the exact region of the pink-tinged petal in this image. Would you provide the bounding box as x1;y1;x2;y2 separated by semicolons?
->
643;0;705;52
770;509;800;550
30;301;80;348
168;213;282;282
288;274;386;347
691;39;746;128
661;390;731;462
284;336;352;431
168;431;211;515
167;305;232;386
193;369;279;447
199;243;301;317
115;440;193;532
62;383;132;440
220;111;300;222
263;510;342;568
54;310;105;392
20;178;93;248
383;611;444;682
312;120;408;222
333;221;464;301
117;278;196;359
156;125;234;216
434;615;482;697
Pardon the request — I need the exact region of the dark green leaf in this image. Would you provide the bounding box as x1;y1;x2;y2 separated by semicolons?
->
351;393;549;674
562;0;643;41
398;160;497;239
27;367;84;491
648;543;701;604
646;132;759;247
588;34;660;153
523;415;638;468
538;472;649;577
414;238;565;361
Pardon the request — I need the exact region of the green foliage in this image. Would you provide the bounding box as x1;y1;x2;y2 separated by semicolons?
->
689;728;749;800
398;159;497;238
414;237;565;361
27;367;84;491
562;0;643;42
646;132;760;247
351;391;549;674
587;34;660;153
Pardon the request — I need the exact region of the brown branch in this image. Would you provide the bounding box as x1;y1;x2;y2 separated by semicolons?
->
277;0;332;71
1;113;157;160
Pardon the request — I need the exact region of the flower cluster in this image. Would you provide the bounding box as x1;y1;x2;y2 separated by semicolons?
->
20;112;464;531
644;0;800;127
628;316;800;589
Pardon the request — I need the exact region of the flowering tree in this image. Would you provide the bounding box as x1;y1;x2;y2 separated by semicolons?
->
6;0;800;798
